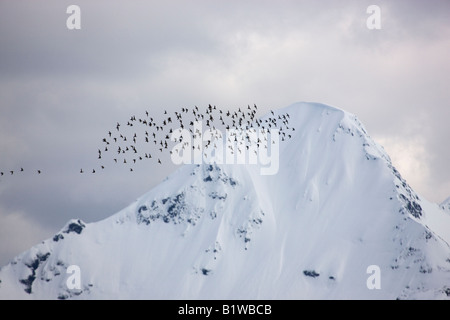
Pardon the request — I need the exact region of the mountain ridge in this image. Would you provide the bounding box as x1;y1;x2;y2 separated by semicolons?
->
1;102;449;299
441;197;450;213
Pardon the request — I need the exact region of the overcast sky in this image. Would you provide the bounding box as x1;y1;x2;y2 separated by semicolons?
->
1;0;449;266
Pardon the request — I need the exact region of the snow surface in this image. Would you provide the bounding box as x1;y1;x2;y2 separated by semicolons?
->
440;197;450;214
1;102;450;300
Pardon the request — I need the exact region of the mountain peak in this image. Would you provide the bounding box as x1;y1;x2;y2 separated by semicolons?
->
1;102;450;300
441;197;450;212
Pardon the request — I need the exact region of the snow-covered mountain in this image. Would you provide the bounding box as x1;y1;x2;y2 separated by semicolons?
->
1;102;449;300
441;197;450;214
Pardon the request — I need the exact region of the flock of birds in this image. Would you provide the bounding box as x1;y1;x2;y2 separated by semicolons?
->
0;104;294;179
0;167;42;177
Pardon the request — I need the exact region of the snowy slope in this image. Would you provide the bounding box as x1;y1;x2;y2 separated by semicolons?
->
1;102;450;300
441;197;450;213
